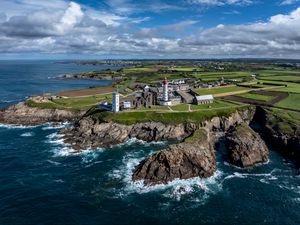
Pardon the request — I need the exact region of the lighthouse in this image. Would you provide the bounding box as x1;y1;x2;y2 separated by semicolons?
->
159;77;172;106
162;77;169;102
112;92;120;112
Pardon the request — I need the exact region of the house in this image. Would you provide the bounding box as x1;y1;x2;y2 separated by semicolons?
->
122;101;131;110
195;95;214;105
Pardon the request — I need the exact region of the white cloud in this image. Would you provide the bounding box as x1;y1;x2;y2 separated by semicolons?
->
57;2;84;33
280;0;300;5
187;0;253;6
0;1;300;58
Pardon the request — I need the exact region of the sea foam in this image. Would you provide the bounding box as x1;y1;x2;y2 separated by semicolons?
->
42;122;70;130
0;123;38;129
20;132;35;137
111;150;223;202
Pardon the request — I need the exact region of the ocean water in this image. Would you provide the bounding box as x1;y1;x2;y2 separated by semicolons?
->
0;61;300;225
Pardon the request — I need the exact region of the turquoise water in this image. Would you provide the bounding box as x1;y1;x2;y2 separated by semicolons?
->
0;61;299;225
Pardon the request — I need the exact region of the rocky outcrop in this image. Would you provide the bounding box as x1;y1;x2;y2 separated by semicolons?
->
59;73;113;80
0;102;80;126
254;107;300;169
60;108;255;150
226;123;269;168
132;129;216;185
61;118;190;150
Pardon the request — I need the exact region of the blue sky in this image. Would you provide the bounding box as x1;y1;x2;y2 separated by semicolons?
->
0;0;300;59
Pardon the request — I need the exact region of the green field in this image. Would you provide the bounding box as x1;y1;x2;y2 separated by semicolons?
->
170;104;189;111
91;106;250;125
276;93;300;111
194;86;251;95
26;94;111;111
256;80;300;93
262;75;300;82
134;105;169;111
168;67;203;72
256;69;300;77
193;71;252;81
190;100;238;110
124;67;158;72
236;93;274;101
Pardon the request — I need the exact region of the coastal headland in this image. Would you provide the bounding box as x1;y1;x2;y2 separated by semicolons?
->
0;60;299;185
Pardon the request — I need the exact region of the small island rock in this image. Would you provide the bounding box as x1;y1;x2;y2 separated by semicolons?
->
225;123;269;168
132;129;216;185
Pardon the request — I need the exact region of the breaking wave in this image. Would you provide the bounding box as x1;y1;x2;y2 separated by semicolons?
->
0;123;38;129
20;132;35;137
109;150;223;203
42;122;70;130
45;131;104;160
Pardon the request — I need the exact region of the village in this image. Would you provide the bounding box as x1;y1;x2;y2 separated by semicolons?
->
98;77;218;113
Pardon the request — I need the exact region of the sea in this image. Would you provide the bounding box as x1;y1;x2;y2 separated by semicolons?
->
0;60;299;225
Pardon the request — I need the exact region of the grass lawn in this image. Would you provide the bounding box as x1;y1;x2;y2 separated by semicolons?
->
26;93;112;111
276;93;300;111
170;104;189;111
190;100;238;110
134;105;169;111
194;86;251;96
26;100;60;110
91;106;250;125
236;93;274;101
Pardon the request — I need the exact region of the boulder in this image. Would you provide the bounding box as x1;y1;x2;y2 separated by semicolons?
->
132;129;216;185
225;123;269;168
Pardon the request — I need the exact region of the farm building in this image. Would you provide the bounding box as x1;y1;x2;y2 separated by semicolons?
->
195;95;214;105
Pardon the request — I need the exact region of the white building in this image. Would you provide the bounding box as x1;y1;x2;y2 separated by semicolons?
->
160;77;172;106
122;101;131;109
163;77;168;102
112;92;120;112
196;95;214;105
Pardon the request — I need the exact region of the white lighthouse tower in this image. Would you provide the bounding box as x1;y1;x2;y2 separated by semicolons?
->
160;77;172;106
112;92;120;112
162;77;169;102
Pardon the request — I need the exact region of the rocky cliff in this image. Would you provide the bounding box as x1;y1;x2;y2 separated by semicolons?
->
253;107;300;169
60;108;255;150
226;123;269;168
132;129;216;185
0;102;80;126
61;118;191;150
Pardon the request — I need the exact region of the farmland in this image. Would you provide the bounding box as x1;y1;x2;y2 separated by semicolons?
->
193;86;251;96
236;93;274;101
276;93;300;111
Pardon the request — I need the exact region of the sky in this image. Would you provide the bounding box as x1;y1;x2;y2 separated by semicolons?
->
0;0;300;59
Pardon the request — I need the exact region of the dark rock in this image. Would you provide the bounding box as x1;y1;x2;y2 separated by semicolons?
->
226;123;269;168
257;107;300;169
132;129;216;185
0;102;80;126
59;109;255;151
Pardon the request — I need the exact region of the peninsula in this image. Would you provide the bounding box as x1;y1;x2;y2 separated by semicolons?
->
0;59;299;185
